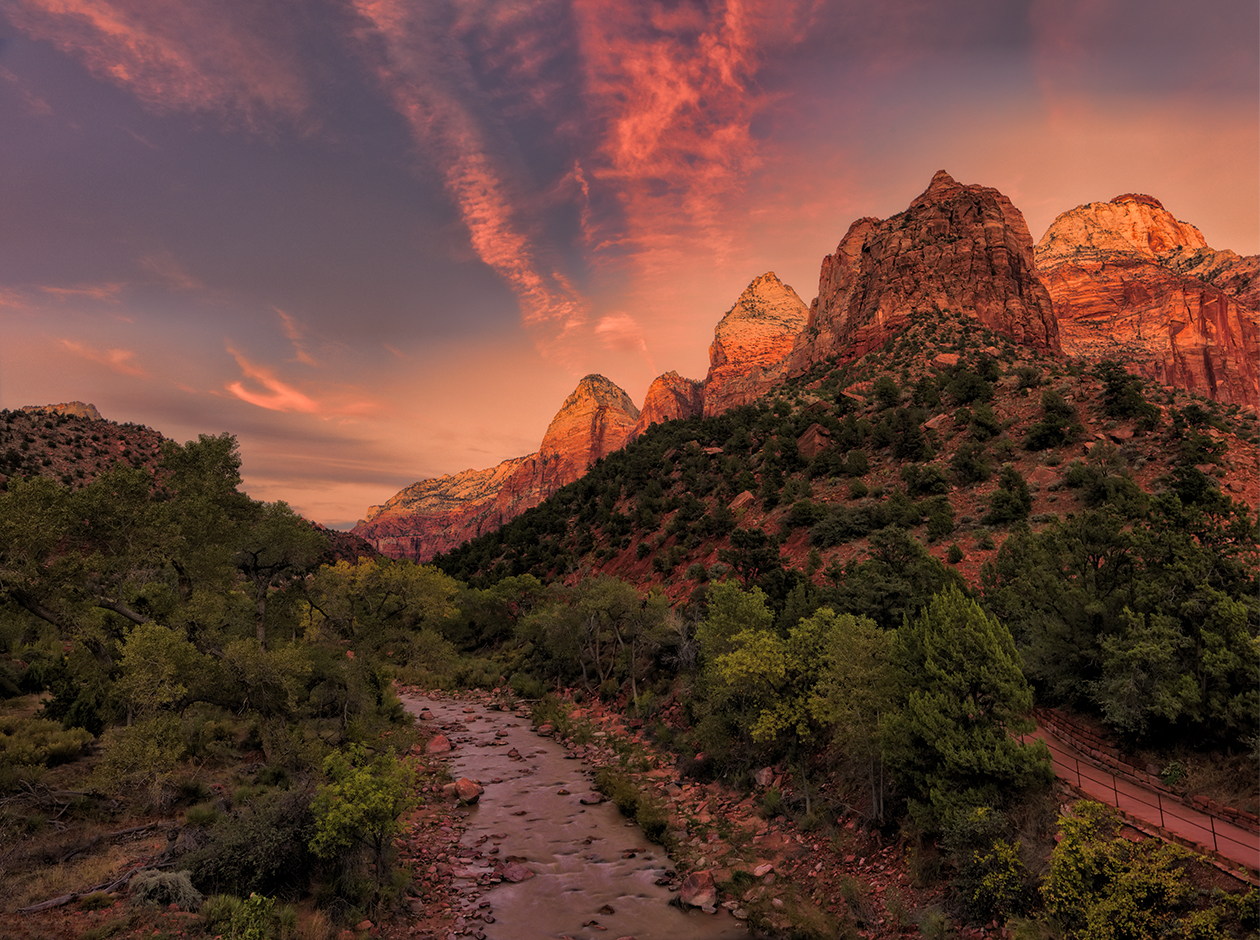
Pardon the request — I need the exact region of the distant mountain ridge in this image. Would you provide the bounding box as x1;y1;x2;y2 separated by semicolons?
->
354;173;1259;562
353;375;640;560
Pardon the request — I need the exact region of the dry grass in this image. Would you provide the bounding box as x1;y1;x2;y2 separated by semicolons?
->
294;906;338;940
3;840;134;911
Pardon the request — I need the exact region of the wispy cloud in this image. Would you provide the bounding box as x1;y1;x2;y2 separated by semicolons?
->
0;64;53;115
225;347;320;414
350;0;588;355
138;251;205;291
273;307;317;366
40;281;126;301
225;347;378;417
571;0;818;276
59;338;147;376
3;0;311;129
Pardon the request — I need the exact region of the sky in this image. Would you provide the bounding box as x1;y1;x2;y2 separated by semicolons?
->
1;0;1256;528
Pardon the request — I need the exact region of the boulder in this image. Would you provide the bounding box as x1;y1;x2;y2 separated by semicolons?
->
678;870;718;912
425;734;452;754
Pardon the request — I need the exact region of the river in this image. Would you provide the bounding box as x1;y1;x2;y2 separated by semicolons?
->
403;695;749;940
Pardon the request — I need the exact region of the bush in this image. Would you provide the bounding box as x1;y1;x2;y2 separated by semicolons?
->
130;869;203;910
1024;390;1081;451
91;714;185;805
1041;801;1238;940
943;806;1033;922
0;715;93;791
984;466;1032;525
186;785;315;897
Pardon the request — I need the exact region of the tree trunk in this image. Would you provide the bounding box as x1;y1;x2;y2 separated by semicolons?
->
254;580;268;648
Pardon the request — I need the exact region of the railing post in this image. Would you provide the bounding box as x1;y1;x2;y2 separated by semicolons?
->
1112;771;1120;807
1209;814;1218;853
1157;791;1164;829
1075;756;1081;787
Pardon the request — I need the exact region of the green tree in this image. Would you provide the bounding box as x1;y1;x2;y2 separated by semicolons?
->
114;621;206;722
885;586;1049;831
983;464;1032;525
1024;389;1082;451
809;611;894;822
235;501;326;648
309;744;418;886
719;527;784;588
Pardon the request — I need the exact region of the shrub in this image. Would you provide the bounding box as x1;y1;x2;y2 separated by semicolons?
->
1024;390;1081;451
984;465;1032;525
951;442;993;485
946;544;964;564
1040;801;1243;940
130;869;203;910
0;715;93;791
91;714;185;804
943;806;1033;922
925;498;955;541
186;785;315;897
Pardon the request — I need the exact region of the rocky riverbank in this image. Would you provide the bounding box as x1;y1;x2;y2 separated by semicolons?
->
378;688;1013;940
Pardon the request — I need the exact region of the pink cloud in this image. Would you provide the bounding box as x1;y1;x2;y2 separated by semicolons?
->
225;348;320;414
350;0;589;352
59;338;147;377
0;64;53;115
138;251;205;291
571;1;817;277
40;281;126;301
4;0;311;129
273;307;317;366
225;347;379;417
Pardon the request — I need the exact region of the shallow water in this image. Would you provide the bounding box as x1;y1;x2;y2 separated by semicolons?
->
404;696;749;940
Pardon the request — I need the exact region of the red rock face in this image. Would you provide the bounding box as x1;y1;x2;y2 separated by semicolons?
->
630;371;703;440
1036;195;1260;406
702;271;809;417
787;171;1060;374
352;375;639;561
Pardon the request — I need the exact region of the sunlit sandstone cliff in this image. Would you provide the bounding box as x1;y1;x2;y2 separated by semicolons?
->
357;176;1259;562
1036;194;1259;406
630;371;703;441
702;272;809;417
354;375;639;561
786;170;1060;375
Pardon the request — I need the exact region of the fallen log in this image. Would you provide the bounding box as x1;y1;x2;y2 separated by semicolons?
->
16;866;141;914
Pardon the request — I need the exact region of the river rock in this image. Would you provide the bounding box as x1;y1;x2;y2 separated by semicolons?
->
500;860;534;882
678;870;718;912
454;778;484;804
427;733;452;754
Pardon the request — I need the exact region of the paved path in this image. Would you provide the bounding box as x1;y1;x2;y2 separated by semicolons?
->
1030;726;1260;874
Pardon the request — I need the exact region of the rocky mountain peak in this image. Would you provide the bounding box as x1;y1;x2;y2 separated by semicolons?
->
703;272;809;416
630;371;703;441
925;168;958;195
21;401;103;421
1036;195;1257;405
539;374;639;459
354;374;641;561
1037;195;1208;264
1111;193;1165;210
787;172;1059;375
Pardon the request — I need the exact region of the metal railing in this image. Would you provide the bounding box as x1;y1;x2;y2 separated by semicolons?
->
1040;734;1258;865
1035;707;1260;835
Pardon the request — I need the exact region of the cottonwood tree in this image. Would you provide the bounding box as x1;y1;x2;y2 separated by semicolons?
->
309;744;418;888
809;611;896;823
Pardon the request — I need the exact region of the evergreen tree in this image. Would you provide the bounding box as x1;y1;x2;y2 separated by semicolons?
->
885;586;1049;831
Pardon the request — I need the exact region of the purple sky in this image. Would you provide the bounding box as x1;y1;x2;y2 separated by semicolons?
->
2;0;1256;527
